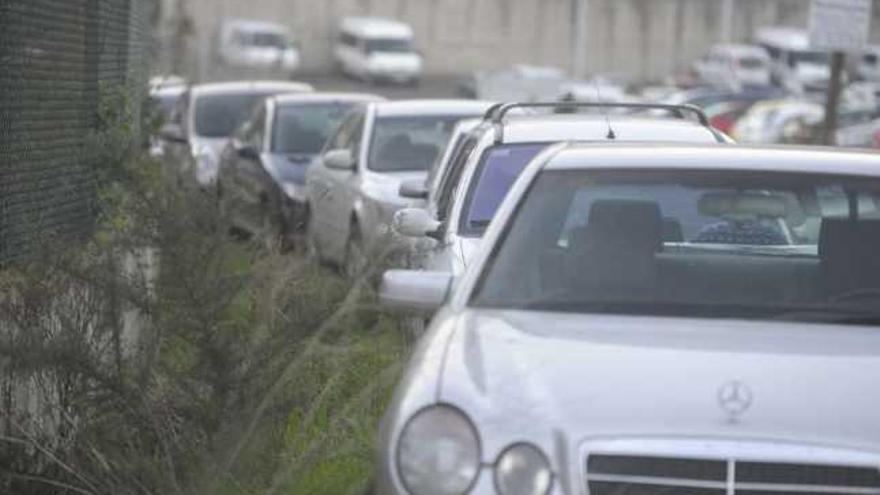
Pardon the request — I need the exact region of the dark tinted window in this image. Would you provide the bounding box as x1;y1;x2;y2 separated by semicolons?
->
473;169;880;323
459;144;547;235
368;115;472;172
272;102;359;155
365;38;413;53
194;92;272;138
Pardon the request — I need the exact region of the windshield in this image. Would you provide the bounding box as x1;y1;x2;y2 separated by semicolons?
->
738;56;766;69
368;115;472;172
792;51;830;66
237;30;288;49
365;38;413;53
459;144;548;235
473;169;880;322
272;102;358;155
194;92;272;138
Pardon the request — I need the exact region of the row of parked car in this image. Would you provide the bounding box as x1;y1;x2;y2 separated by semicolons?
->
152;77;880;495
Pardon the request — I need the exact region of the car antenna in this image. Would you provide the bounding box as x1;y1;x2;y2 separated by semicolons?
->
593;77;616;140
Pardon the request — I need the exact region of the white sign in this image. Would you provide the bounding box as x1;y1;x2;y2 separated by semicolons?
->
809;0;872;51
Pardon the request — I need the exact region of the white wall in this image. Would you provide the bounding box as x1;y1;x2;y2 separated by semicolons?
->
164;0;880;82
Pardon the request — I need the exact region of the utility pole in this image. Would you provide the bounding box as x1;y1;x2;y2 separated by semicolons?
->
823;51;845;145
570;0;587;78
720;0;735;43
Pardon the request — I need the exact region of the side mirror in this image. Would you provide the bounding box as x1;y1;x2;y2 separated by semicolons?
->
393;208;441;239
399;179;428;200
160;123;186;143
380;270;452;313
324;149;355;171
236;144;260;161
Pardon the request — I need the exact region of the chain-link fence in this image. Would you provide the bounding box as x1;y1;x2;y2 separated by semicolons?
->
0;0;154;264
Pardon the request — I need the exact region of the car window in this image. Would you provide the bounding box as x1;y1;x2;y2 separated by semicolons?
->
367;115;472;172
365;38;413;53
194;91;274;138
325;111;364;154
436;136;478;221
272;102;357;155
473;169;880;323
738;56;766;69
458;143;548;236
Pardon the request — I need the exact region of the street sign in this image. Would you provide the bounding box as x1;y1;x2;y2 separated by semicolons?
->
809;0;872;52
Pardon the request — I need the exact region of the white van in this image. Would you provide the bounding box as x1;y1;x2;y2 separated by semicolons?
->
755;27;831;94
216;20;300;74
333;17;423;85
693;44;772;90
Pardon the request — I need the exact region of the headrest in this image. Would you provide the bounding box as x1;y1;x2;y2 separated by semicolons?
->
698;192;788;219
583;200;663;252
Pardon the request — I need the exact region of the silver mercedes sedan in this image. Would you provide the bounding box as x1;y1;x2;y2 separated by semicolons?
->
375;145;880;495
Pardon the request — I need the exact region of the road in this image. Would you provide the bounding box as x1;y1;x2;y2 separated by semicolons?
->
206;65;465;100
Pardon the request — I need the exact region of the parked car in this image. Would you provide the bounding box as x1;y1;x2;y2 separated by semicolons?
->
755;27;832;94
376;144;880;495
148;83;187;158
334;17;423;85
731;99;824;144
216;92;384;246
693;44;772;90
215;19;301;75
393;102;730;279
159;81;313;187
472;64;568;102
305;100;492;276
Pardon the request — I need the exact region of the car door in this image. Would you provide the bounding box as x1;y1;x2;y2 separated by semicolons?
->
310;111;361;257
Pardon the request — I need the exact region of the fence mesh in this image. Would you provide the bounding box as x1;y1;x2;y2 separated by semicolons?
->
0;0;154;264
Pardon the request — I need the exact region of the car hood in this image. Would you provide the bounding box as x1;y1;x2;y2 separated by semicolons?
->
438;310;880;458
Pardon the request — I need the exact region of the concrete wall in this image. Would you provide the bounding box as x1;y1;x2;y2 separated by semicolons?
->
159;0;880;82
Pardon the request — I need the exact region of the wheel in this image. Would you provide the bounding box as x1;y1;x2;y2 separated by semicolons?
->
343;223;367;280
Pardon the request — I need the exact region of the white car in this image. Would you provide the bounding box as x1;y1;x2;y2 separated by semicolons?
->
394;102;730;278
693;44;772;90
215;20;301;75
305;100;492;276
160;81;313;187
376;144;880;495
334;17;423;85
755;27;832;94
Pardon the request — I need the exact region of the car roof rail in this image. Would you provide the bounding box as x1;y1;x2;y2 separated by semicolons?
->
482;102;508;121
487;102;711;127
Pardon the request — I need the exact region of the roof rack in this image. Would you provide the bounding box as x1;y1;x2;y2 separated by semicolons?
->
484;102;711;127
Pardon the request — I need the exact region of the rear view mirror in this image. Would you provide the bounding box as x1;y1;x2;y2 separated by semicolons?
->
399;179;428;200
380;270;452;313
160;123;186;143
324;149;355;171
393;208;441;239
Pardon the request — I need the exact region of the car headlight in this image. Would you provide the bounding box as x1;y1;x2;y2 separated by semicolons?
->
494;443;553;495
397;405;480;495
